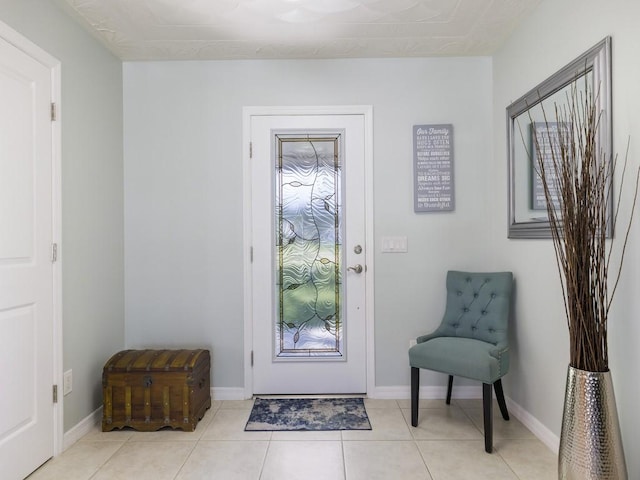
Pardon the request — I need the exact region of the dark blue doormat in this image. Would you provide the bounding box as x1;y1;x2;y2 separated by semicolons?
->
244;397;372;431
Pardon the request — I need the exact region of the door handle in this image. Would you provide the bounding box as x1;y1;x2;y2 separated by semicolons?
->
347;264;363;274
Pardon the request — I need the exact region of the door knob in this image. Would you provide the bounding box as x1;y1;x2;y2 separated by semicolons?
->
347;264;363;274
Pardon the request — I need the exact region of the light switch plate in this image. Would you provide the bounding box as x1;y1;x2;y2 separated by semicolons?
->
381;236;408;253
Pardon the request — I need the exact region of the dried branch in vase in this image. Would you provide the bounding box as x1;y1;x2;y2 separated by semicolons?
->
531;80;639;372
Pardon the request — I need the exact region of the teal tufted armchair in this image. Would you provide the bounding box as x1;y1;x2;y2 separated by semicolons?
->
408;270;514;453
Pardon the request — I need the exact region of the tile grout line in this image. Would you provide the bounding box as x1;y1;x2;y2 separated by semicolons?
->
258;437;274;480
171;436;199;480
405;409;437;480
340;435;348;480
54;398;551;480
87;434;130;479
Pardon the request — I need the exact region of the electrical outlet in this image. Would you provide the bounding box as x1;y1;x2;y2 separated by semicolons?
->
63;369;73;396
409;339;417;348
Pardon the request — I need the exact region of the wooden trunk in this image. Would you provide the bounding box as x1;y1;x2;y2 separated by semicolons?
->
102;349;211;432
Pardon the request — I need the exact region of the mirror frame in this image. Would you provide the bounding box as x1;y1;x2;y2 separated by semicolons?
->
506;37;612;239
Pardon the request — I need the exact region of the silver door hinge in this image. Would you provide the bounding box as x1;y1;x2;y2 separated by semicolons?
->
51;102;57;121
251;350;254;367
52;243;58;263
53;385;58;403
249;142;253;159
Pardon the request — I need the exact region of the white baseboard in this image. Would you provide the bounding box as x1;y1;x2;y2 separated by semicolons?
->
369;385;482;399
212;387;246;401
61;388;243;451
63;406;102;451
506;396;559;453
62;387;559;455
368;385;559;453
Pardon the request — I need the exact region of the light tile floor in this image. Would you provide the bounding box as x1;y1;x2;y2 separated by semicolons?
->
28;398;557;480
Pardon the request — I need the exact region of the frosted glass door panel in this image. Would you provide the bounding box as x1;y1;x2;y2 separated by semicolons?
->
275;134;343;358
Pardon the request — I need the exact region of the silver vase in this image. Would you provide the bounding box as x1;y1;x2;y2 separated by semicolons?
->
558;366;627;479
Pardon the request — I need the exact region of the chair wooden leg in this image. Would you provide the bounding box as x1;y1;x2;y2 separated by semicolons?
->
493;379;509;420
411;367;419;427
446;375;453;405
483;383;493;453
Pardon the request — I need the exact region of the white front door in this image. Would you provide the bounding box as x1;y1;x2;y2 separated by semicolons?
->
247;108;371;394
0;33;56;479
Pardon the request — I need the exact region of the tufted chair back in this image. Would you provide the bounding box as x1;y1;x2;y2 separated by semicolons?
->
427;271;513;347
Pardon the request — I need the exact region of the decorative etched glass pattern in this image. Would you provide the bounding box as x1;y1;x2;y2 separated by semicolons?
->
275;133;343;358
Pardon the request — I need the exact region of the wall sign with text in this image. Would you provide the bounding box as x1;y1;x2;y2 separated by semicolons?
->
413;124;454;212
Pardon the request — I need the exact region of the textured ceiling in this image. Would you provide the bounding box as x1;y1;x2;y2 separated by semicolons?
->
55;0;542;61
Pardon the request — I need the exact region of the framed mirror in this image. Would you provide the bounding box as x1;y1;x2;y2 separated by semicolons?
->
506;37;612;239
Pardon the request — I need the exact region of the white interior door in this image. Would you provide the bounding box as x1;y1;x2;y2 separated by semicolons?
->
249;111;368;394
0;35;55;479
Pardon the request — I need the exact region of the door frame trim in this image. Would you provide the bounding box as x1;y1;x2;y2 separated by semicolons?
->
242;105;375;398
0;20;63;456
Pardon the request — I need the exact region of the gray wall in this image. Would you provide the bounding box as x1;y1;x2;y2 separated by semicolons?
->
6;2;639;475
492;0;640;476
123;57;494;391
0;0;125;430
